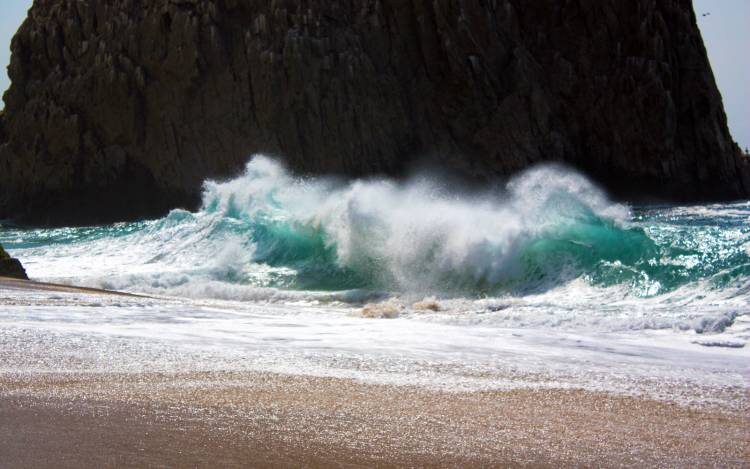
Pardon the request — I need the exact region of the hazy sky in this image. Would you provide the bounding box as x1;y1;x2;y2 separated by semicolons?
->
0;0;748;148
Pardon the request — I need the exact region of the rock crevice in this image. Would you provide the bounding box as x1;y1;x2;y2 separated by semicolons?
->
1;0;748;225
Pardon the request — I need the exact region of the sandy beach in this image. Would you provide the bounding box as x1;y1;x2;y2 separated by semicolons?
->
1;278;748;467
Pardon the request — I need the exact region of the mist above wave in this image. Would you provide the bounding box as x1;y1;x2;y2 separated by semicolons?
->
195;156;645;293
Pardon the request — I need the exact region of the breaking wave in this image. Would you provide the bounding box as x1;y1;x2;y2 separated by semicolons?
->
3;155;750;302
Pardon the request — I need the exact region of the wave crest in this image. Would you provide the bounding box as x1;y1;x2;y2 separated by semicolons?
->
195;156;657;294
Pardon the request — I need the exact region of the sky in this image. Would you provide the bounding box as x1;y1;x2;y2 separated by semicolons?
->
0;0;748;148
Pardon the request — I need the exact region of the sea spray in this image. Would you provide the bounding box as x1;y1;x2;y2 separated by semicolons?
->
195;156;654;293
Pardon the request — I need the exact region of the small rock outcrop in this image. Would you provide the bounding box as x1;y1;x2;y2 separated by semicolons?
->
1;0;748;225
0;244;28;279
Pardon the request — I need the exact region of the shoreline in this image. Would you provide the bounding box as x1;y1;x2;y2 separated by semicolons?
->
0;276;148;298
1;371;748;467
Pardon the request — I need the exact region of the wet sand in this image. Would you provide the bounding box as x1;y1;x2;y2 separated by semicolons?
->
1;371;748;468
0;276;147;297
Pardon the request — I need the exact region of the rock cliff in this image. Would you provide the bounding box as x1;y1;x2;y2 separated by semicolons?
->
0;243;28;279
1;0;748;225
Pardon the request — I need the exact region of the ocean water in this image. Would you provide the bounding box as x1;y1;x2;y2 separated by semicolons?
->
1;156;748;406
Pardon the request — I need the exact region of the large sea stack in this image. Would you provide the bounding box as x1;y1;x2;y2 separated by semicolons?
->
1;0;748;225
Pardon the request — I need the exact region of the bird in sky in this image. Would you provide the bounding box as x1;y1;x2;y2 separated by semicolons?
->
702;12;711;17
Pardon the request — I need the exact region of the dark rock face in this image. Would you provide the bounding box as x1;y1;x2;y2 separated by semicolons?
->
0;244;28;279
1;0;748;225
